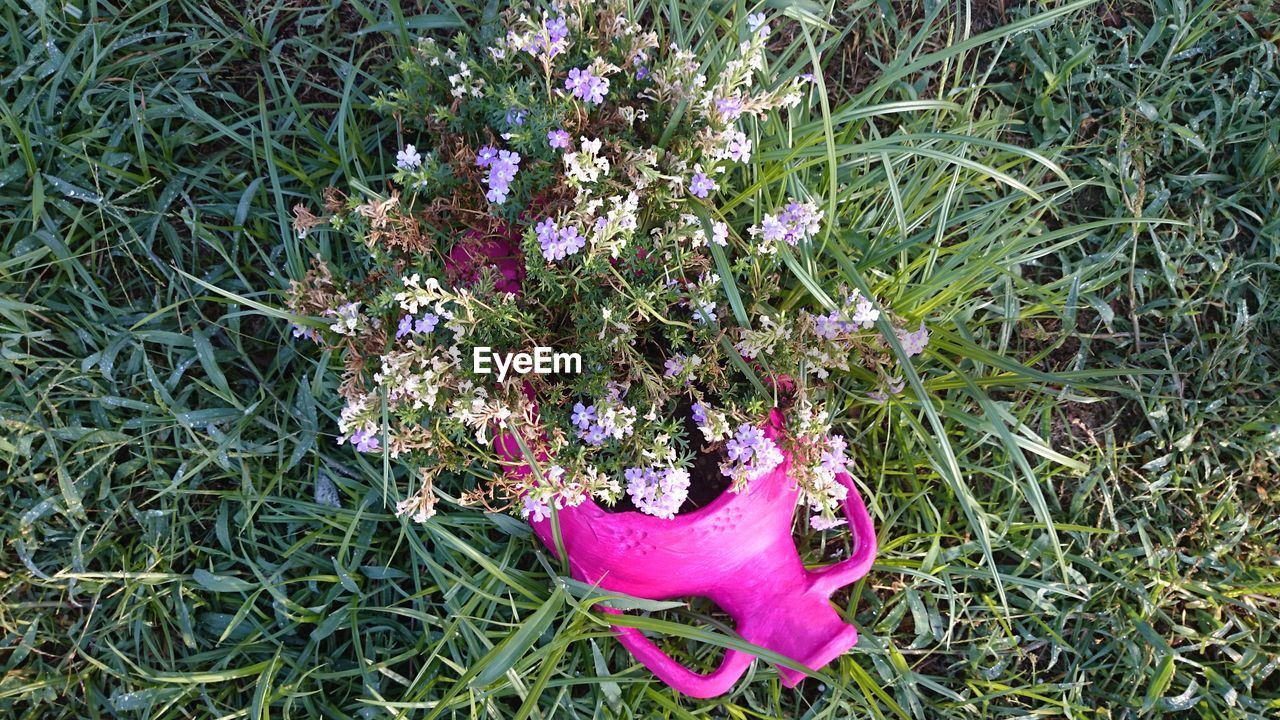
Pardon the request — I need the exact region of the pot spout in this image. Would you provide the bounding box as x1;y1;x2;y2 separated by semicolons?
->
728;585;861;687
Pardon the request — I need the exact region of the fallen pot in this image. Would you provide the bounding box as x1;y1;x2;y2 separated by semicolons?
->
495;409;876;698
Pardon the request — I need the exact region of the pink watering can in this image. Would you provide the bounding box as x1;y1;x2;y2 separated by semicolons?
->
494;410;877;698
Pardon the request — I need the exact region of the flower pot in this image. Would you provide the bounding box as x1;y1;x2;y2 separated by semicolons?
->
494;409;877;698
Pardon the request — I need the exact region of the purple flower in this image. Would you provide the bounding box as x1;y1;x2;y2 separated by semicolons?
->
565;66;609;105
559;226;585;256
715;97;744;121
536;218;564;260
635;66;649;80
814;290;879;339
813;313;840;340
505;108;527;127
343;429;380;453
689;171;717;198
663;353;701;384
725;437;751;463
896;322;929;356
754;200;823;247
821;435;849;475
396;314;415;339
849;293;879;327
547;128;571;149
476;145;520;204
535;218;585;262
759;215;787;243
571;402;596;429
522;496;551;522
691;402;708;426
725;131;752;162
664;357;683;377
397;312;439;338
779;201;823;242
869;377;906;403
721;423;783;486
414;313;439;334
526;15;570;60
291;324;319;342
626;466;690;519
710;222;729;247
691;300;717;325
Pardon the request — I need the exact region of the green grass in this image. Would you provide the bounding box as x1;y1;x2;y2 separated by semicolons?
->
2;0;1278;717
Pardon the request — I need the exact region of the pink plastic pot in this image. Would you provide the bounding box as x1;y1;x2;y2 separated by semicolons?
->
495;410;877;698
447;227;525;295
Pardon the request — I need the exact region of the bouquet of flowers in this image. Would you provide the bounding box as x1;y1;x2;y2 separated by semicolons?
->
287;0;928;531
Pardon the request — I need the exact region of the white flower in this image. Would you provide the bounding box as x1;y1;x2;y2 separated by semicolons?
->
711;221;729;247
396;144;422;170
564;137;610;185
747;13;769;34
810;514;847;531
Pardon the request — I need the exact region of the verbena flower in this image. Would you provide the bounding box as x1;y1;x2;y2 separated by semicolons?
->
868;377;906;403
397;312;440;339
476;145;521;204
897;321;930;356
662;353;702;385
290;323;320;342
715;97;745;121
691;299;717;325
813;290;879;339
574;396;637;446
396;144;423;170
751;200;823;248
571;402;596;429
810;514;847;531
722;129;752;162
510;13;570;63
327;302;364;335
547;128;571;149
721;423;784;487
535;218;586;261
626;466;690;519
689;168;718;198
691;402;708;426
521;495;551;522
505;108;527;127
566;66;609;105
346;429;381;453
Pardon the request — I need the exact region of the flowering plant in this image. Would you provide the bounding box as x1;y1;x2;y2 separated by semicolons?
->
287;2;928;530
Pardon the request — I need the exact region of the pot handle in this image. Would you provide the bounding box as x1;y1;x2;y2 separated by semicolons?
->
807;472;877;596
601;607;755;699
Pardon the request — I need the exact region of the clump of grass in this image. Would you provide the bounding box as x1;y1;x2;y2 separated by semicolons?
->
2;1;1277;718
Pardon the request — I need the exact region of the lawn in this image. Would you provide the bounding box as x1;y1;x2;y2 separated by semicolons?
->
2;0;1278;718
